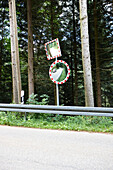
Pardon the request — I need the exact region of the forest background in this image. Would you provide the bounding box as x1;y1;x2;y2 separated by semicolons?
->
0;0;113;107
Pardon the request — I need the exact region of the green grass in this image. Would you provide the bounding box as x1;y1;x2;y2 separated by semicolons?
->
0;112;113;133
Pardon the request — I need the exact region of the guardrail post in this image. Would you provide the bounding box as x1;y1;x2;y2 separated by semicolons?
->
24;112;27;121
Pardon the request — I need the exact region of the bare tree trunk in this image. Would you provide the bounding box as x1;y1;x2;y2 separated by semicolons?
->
9;0;21;103
79;0;94;107
0;22;3;83
0;52;1;84
94;0;101;107
72;0;78;105
27;0;34;96
0;5;5;92
70;40;74;105
50;0;57;105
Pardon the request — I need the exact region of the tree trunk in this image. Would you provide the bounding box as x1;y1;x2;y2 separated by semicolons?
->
9;0;21;103
79;0;94;107
72;0;78;105
0;49;1;83
0;4;5;92
27;0;34;96
94;0;102;107
70;40;74;105
0;23;3;84
50;0;57;105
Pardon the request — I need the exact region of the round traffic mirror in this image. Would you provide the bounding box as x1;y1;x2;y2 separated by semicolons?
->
49;60;70;84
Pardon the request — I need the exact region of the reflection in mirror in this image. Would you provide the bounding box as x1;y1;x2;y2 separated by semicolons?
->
51;63;68;82
45;38;61;60
46;41;59;58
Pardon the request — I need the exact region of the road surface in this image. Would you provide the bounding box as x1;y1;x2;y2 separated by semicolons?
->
0;125;113;170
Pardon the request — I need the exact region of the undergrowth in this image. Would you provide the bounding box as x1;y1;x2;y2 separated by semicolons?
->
0;112;113;133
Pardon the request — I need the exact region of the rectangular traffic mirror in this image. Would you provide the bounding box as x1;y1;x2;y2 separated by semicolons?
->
45;38;62;60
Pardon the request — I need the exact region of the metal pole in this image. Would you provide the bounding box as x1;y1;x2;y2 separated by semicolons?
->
56;83;59;106
24;112;27;121
56;57;59;106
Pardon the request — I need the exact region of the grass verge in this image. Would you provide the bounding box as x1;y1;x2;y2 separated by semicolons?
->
0;112;113;133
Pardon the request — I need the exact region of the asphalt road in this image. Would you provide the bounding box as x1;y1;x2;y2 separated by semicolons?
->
0;125;113;170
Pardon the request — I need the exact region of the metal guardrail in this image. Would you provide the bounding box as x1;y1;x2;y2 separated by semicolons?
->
0;104;113;117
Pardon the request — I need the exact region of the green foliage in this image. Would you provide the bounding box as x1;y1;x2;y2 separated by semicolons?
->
0;112;23;126
26;93;49;119
0;0;113;107
26;93;49;105
0;111;113;133
40;94;49;105
26;94;39;105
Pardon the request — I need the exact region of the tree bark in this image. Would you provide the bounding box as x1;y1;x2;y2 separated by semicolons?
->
27;0;34;96
94;0;102;107
0;4;5;92
70;40;74;105
9;0;21;103
50;0;57;105
79;0;94;107
0;19;4;83
72;0;78;105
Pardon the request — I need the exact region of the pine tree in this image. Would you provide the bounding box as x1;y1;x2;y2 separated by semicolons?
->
27;0;34;96
9;0;21;103
79;0;94;107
